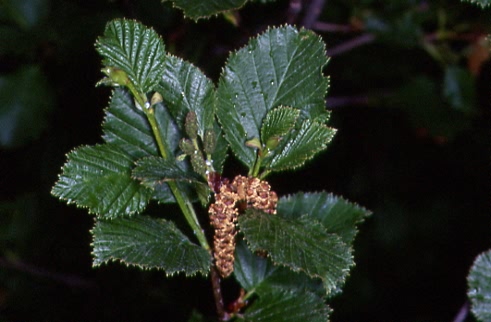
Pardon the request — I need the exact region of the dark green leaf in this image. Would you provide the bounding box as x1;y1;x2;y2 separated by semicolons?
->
102;88;184;203
468;249;491;321
96;19;166;93
103;88;159;159
260;106;300;147
133;156;204;187
244;290;331;322
216;26;330;169
278;192;371;245
157;55;215;137
162;0;247;20
256;266;325;298
239;209;353;294
443;65;477;114
51;144;152;218
156;54;228;172
92;216;211;276
234;239;276;291
234;239;325;297
0;65;54;148
265;119;336;171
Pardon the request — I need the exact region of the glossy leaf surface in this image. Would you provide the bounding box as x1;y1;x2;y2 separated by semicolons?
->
234;239;324;297
51;144;152;218
278;192;371;245
92;215;211;275
243;290;331;322
468;249;491;321
96;19;166;93
162;0;247;20
216;26;330;170
238;209;353;294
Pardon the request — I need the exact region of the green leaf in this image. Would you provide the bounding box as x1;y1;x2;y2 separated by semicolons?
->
468;249;491;321
156;54;228;171
264;119;336;171
157;55;215;137
132;156;210;203
216;26;330;169
234;239;325;297
278;192;371;245
92;215;211;276
462;0;491;8
162;0;247;20
234;239;276;291
260;106;300;148
96;19;166;93
443;65;477;114
243;290;331;322
103;88;185;203
103;88;159;159
0;65;54;148
51;144;152;218
156;55;228;172
238;209;353;294
133;156;204;186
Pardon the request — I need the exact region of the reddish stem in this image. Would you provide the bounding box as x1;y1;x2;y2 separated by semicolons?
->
211;266;230;321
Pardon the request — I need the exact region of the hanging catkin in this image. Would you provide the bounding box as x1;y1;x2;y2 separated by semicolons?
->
209;175;278;278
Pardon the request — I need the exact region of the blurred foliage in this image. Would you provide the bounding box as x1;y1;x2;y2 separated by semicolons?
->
0;0;489;321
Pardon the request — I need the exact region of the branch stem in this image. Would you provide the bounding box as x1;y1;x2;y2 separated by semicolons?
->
145;106;210;251
211;267;229;321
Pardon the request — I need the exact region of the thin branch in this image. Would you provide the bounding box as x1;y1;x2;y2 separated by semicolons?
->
211;266;229;321
286;0;302;24
326;33;376;57
302;0;326;29
313;22;354;33
0;257;95;289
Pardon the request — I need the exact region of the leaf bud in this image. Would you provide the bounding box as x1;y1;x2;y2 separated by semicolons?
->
190;150;207;176
265;136;281;151
151;92;163;106
203;129;217;155
185;111;199;140
179;138;195;156
100;67;129;87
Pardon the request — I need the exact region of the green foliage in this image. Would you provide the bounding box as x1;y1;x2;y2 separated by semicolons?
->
216;26;332;173
51;18;369;320
96;19;166;94
234;240;325;297
239;209;353;294
103;88;161;159
92;215;211;275
278;192;371;245
468;250;491;321
162;0;247;20
51;144;152;218
243;290;331;322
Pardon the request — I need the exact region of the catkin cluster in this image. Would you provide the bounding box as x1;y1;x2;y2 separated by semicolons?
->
209;175;278;278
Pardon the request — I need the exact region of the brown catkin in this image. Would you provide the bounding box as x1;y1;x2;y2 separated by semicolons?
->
209;175;278;278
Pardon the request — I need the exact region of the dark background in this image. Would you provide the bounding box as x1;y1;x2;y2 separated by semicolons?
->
0;0;489;321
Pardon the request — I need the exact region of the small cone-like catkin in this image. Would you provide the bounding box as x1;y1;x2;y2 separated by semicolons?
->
209;175;278;278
